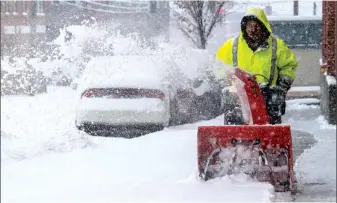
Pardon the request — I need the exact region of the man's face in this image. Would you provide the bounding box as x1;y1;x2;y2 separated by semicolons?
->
245;20;262;42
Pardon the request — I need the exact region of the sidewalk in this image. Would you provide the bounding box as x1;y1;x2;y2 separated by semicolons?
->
280;100;336;202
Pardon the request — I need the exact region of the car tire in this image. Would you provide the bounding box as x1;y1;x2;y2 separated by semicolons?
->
169;98;178;126
169;97;190;126
196;92;221;120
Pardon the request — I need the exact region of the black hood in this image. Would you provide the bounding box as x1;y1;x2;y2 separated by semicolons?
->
240;15;270;48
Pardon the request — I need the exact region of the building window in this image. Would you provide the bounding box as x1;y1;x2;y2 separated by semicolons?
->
4;26;16;34
17;26;31;34
22;1;29;14
1;1;6;13
36;1;44;13
36;25;46;33
13;1;18;13
3;1;17;13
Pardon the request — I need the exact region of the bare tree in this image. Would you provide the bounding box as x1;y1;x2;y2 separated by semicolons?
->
172;1;234;49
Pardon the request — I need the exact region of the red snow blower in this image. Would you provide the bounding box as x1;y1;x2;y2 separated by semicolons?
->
197;67;297;194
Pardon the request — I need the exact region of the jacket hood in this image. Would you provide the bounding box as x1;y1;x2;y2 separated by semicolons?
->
243;8;272;33
240;8;272;43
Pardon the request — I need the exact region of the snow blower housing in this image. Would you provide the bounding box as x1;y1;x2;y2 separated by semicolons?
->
197;68;296;193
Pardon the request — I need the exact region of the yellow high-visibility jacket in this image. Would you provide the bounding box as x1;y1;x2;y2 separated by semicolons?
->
216;8;298;86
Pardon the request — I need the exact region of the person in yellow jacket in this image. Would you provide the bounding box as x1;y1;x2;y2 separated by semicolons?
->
216;8;298;92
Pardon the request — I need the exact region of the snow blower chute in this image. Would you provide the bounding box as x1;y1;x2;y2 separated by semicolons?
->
197;67;296;194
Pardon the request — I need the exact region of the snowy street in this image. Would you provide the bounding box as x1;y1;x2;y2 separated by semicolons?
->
1;87;336;202
1;0;336;202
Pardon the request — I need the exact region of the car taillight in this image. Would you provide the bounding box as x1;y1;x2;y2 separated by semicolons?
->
81;89;105;98
81;88;165;100
141;89;165;100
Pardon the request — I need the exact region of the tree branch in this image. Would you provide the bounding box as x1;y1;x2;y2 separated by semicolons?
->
177;25;199;48
173;1;234;49
205;2;226;38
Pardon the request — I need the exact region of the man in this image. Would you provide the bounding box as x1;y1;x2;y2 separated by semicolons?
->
216;8;298;123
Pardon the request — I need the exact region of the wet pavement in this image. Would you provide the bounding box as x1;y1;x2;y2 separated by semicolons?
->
283;102;320;162
291;130;317;161
277;101;336;202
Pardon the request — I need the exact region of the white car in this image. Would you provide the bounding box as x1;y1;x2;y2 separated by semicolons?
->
75;55;171;135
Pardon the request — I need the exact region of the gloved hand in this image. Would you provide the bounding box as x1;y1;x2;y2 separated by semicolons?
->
277;75;294;92
266;86;287;116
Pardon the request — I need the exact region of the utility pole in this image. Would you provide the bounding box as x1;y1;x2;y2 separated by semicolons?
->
313;2;317;16
293;0;299;16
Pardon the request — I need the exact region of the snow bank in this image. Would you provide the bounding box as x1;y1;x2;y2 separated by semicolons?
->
1;87;96;164
1;57;32;74
289;86;320;92
1;121;274;202
286;98;320;111
326;75;337;86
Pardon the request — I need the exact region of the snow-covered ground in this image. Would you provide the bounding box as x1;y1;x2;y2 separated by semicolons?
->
1;87;274;203
1;87;93;164
1;87;336;202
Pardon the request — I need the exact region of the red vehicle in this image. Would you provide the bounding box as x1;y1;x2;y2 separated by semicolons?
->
197;68;297;195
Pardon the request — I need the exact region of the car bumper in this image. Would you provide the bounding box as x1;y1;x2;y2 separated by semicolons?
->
75;98;170;126
76;110;169;126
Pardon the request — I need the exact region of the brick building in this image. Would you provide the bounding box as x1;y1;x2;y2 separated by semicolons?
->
1;1;170;58
1;1;52;57
45;1;169;42
320;1;337;124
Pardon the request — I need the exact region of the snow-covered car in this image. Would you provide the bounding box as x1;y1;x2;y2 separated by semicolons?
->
75;55;171;135
75;46;225;135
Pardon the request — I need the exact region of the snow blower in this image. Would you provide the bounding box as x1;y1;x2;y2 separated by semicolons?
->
197;67;297;194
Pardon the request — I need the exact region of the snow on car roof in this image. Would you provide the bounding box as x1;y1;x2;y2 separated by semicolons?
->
77;55;171;93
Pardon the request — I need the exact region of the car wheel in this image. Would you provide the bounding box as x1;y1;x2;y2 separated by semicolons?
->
196;92;220;120
187;100;199;123
169;99;178;126
169;97;189;126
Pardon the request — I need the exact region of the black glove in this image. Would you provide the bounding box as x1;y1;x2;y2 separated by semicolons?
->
277;75;294;92
265;86;287;117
